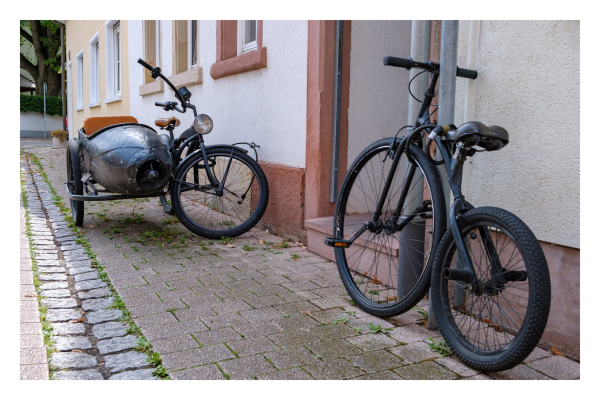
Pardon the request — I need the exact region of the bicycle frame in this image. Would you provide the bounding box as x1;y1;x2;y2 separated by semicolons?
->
328;68;503;289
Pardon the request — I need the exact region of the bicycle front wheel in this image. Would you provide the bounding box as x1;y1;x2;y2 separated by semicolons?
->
430;207;551;371
171;147;269;239
334;138;446;317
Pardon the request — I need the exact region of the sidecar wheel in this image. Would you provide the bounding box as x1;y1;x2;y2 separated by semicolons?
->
67;140;84;226
159;194;174;215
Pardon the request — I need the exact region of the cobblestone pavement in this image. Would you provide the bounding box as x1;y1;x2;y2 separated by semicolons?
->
25;146;581;380
21;156;157;380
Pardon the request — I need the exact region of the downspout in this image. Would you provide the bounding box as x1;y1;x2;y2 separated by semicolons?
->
428;20;459;330
461;21;481;202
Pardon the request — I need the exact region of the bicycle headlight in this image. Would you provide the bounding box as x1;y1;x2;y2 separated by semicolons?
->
193;114;213;135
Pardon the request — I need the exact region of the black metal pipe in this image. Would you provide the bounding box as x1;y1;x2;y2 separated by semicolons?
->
444;268;473;282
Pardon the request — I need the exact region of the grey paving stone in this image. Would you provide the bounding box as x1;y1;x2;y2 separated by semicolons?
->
152;335;199;354
36;260;61;267
74;279;107;291
92;321;128;340
78;288;110;299
50;352;97;369
50;322;86;335
40;281;68;290
434;356;479;377
524;347;552;363
307;339;362;361
265;346;318;369
61;244;82;251
227;336;279;357
53;369;104;380
56;235;78;243
35;254;58;260
161;344;235;371
303;358;364;380
219;354;276;379
393;361;458;380
258;368;315;380
63;249;87;257
67;260;92;269
82;297;114;311
104;351;150;373
37;267;64;273
39;273;67;281
347;334;399;352
68;266;95;275
109;369;158;380
41;289;71;298
97;335;138;355
353;370;404;380
348;350;407;373
86;309;123;325
74;271;99;282
527;356;579;379
20;364;49;380
389;342;440;364
389;324;441;344
170;364;225;380
54;336;93;351
46;308;83;322
41;298;78;309
188;327;243;346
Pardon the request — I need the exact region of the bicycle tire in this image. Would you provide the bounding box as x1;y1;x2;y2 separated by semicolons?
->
66;140;84;226
430;207;551;371
159;195;174;215
334;138;446;317
160;136;198;215
171;146;269;239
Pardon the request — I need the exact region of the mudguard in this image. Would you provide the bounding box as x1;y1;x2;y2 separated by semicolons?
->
78;123;173;195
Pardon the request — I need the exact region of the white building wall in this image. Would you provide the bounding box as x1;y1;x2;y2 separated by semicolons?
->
20;112;63;136
129;20;308;168
347;20;413;167
454;20;580;248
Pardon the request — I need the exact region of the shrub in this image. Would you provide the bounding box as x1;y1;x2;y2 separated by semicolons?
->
20;94;63;116
49;130;68;139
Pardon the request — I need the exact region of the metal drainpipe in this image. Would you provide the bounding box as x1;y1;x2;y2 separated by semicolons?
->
397;20;431;309
330;20;344;202
461;20;481;202
428;20;460;330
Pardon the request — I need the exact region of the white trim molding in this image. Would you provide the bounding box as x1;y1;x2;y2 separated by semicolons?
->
76;49;84;110
89;32;100;107
104;20;122;103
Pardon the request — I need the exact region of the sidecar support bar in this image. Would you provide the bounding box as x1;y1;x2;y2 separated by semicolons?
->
65;183;166;201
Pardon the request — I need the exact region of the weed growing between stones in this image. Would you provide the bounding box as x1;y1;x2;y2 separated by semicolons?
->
24;152;171;379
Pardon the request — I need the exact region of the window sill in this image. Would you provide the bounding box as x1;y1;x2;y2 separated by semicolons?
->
76;106;84;111
104;94;121;104
166;67;203;90
89;102;100;108
210;47;267;80
139;79;164;96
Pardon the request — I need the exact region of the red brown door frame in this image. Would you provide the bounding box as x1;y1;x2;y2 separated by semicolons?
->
304;20;351;223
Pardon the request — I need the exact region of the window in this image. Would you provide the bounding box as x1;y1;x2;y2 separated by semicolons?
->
89;33;100;106
114;22;121;94
189;20;198;68
76;50;83;110
143;20;160;84
238;20;257;54
104;20;122;103
173;20;199;75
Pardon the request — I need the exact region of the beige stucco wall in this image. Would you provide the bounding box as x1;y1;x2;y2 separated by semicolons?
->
454;20;580;249
66;20;130;136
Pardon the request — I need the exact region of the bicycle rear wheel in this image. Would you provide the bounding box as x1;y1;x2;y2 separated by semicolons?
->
430;207;551;371
334;138;446;317
171;147;269;239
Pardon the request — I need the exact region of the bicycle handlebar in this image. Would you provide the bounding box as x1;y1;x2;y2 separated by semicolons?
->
383;56;478;80
138;58;153;71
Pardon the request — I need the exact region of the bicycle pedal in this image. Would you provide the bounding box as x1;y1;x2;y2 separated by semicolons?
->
324;237;351;248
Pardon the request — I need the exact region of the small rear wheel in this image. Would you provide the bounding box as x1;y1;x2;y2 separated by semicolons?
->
66;140;84;226
430;207;551;371
159;194;174;215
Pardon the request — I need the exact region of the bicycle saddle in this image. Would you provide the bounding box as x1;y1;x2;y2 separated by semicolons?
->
447;121;509;151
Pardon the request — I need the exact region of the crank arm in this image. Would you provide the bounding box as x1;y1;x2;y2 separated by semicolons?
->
324;223;368;248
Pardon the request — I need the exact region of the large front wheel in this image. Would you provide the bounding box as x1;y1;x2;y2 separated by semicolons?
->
334;138;446;317
66;140;84;226
171;147;269;239
430;207;551;371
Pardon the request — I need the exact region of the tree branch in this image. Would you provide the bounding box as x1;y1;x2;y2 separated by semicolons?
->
20;28;33;44
20;53;37;78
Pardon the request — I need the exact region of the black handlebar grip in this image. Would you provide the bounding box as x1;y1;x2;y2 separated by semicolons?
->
456;67;478;80
155;102;164;107
383;56;413;69
137;58;153;71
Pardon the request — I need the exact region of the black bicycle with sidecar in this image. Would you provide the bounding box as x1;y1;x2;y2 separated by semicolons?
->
65;59;269;239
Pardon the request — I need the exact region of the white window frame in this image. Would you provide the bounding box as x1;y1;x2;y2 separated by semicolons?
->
76;50;84;110
188;20;198;69
156;21;161;70
104;20;122;103
89;32;100;107
237;20;257;55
